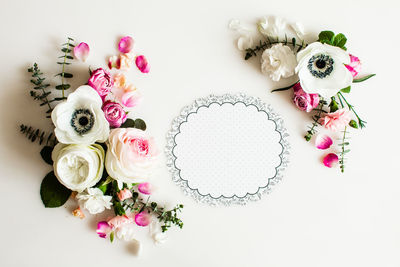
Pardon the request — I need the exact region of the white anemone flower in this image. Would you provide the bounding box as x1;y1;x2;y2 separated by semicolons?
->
295;42;352;98
51;85;109;144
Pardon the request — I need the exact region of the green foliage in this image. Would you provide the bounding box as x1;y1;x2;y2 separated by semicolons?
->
329;97;339;112
120;118;135;128
57;37;75;99
40;171;71;207
244;37;307;60
338;127;350;173
318;31;347;50
337;92;366;128
349;120;358;129
120;118;147;131
340;86;351;93
28;63;53;117
304;100;327;141
19;124;57;146
353;74;376;83
40;146;54;165
271;81;299;93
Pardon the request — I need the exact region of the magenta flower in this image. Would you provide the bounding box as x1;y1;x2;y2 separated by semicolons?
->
88;68;114;98
135;55;150;73
134;211;151;227
345;54;361;78
292;83;319;112
73;42;90;62
315;134;333;150
138;182;152;195
118;36;134;53
102;101;127;128
323;153;339;168
96;221;112;238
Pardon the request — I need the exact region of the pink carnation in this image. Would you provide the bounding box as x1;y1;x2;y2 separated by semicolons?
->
292;83;319;112
345;54;361;77
108;215;134;229
319;109;351;132
117;188;132;201
88;68;114;98
102;101;127;128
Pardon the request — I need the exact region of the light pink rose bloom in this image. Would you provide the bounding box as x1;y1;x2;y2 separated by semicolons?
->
117;188;133;201
105;128;159;184
102;101;127;128
88;68;114;98
319;109;351;132
345;54;361;77
108;215;134;229
292;83;319;112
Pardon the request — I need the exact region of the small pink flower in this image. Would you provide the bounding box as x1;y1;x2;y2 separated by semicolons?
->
292;83;319;112
135;212;151;227
323;153;339;168
108;215;134;229
88;68;114;98
121;90;142;108
138;183;152;195
73;42;90;62
119;53;134;70
315;134;333;150
135;55;150;73
319;109;351;132
72;206;85;219
108;55;121;69
117;188;132;201
345;54;361;77
102;101;127;128
97;221;112;238
118;36;134;53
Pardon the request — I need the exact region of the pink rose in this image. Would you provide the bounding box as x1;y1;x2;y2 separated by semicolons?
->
319;109;351;132
102;101;127;128
345;54;361;77
88;68;114;98
117;188;132;201
292;83;319;112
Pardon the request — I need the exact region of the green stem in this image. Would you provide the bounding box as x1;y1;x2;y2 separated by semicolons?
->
337;92;366;128
340;127;347;173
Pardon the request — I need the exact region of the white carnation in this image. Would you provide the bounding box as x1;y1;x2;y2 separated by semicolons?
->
261;43;297;81
76;188;112;214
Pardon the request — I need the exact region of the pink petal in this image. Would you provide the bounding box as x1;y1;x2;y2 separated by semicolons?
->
135;55;150;73
96;221;112;238
134;212;151;227
315;134;333;150
118;36;134;53
121;90;142;108
108;55;120;69
138;183;152;195
73;42;90;62
323;153;339;168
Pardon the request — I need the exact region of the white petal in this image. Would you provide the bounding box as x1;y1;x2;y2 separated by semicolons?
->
237;35;253;51
291;22;305;39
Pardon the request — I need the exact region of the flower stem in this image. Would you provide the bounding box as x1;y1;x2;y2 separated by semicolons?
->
337;92;366;128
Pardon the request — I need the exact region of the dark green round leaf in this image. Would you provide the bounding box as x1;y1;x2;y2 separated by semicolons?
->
40;146;54;165
134;119;146;131
120;118;135;128
40;171;71;208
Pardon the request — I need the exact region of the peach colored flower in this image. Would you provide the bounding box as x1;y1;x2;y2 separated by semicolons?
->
114;74;126;88
120;53;134;71
117;188;133;201
319;109;351;132
72;206;85;219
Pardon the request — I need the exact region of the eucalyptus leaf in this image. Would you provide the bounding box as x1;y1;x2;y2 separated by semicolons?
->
40;146;53;165
40;171;71;208
134;119;147;131
120;118;135;128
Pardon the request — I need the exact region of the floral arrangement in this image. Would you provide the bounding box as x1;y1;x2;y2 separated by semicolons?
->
20;36;183;251
230;17;375;172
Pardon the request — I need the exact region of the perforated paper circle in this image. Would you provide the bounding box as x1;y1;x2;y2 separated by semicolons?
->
166;94;289;206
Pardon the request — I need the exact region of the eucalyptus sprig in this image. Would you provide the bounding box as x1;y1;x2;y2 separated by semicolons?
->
245;36;306;60
56;37;75;99
338;127;350;173
304;99;327;141
337;92;366;128
28;63;53;117
19;124;57;146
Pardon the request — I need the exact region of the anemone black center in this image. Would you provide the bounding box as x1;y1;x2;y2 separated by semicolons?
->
315;59;326;69
79;116;89;126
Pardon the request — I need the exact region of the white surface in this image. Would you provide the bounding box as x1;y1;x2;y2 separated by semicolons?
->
0;0;399;266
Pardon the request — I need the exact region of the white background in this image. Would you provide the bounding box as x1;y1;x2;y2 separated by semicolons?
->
1;0;399;266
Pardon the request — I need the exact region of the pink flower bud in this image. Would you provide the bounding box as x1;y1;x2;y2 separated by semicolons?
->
345;54;361;77
117;188;133;201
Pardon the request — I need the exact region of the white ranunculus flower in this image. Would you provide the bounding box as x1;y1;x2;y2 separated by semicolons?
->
258;17;287;38
105;128;159;184
295;42;352;98
261;43;297;81
76;188;112;214
51;85;109;144
52;143;105;192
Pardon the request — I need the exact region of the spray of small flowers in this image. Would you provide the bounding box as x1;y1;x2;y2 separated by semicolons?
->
230;17;375;172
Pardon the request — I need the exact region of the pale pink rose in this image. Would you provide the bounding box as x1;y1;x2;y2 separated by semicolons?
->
105;128;159;184
102;101;127;128
117;188;132;201
121;90;142;108
319;109;351;132
108;215;134;229
88;68;114;98
134;211;151;226
119;53;134;70
114;74;126;88
292;83;319;112
345;54;361;77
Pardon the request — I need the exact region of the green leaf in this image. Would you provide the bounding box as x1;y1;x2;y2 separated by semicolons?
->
333;33;347;49
318;31;335;44
55;73;73;78
55;84;71;90
349;120;358;129
40;171;71;208
120;118;135;128
110;232;114;243
340;86;351;93
40;146;53;165
271;81;299;93
98;183;109;194
134;119;147;131
113;201;125;216
61;48;71;53
329;97;339;112
353;74;376;83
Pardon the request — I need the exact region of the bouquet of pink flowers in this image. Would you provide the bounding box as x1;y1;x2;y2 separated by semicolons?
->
20;36;183;250
230;17;375;172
